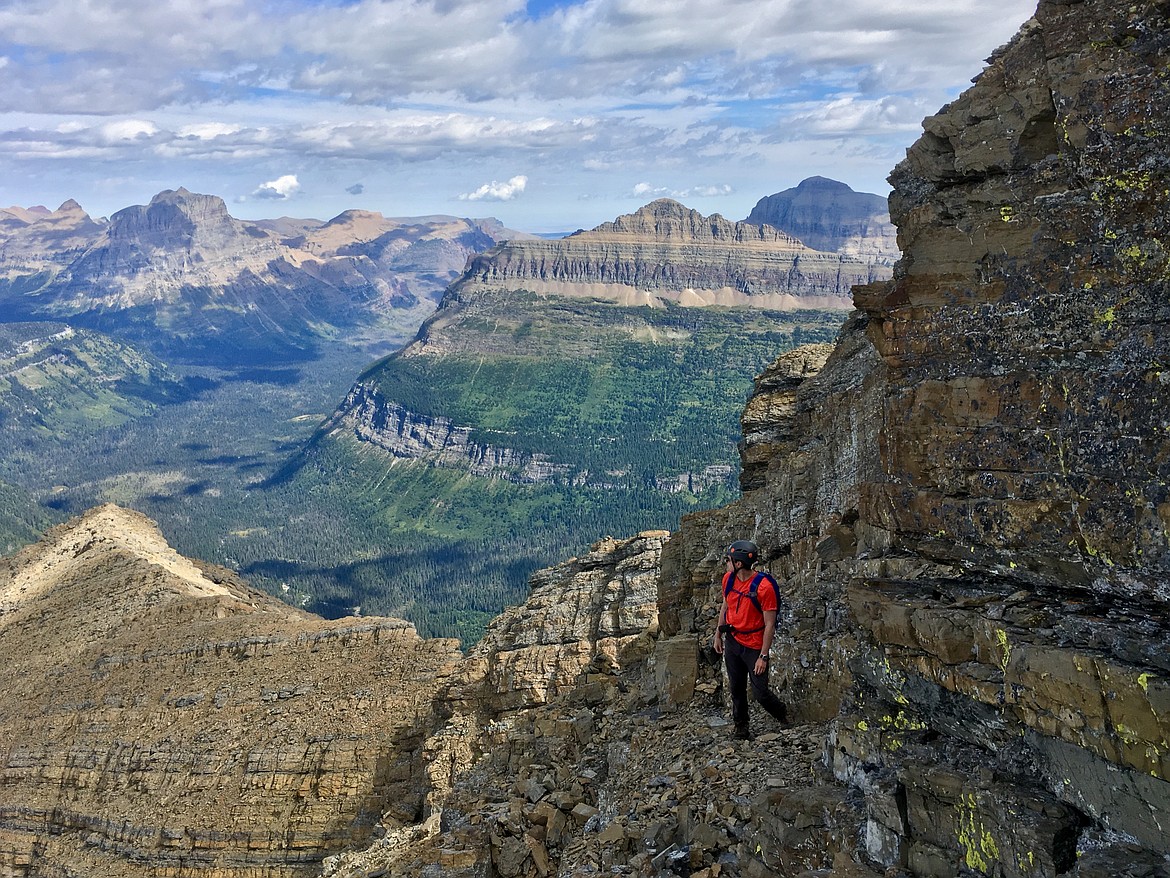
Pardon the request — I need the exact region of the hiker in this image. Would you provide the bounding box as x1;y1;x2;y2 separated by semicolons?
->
712;539;788;739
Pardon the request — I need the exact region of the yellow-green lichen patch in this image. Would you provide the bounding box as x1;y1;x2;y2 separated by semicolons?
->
957;793;1002;873
995;628;1012;673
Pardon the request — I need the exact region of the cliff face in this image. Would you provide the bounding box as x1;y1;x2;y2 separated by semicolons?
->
660;0;1170;873
451;198;891;310
0;505;462;877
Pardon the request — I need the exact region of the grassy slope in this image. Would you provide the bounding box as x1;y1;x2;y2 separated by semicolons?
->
0;322;199;439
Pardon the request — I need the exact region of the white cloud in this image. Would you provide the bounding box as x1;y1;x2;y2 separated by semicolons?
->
99;120;158;143
251;174;300;200
458;175;529;202
0;0;1041;227
631;181;733;199
178;122;242;140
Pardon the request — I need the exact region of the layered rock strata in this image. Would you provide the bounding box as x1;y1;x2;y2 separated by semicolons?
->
451;199;890;309
0;504;462;877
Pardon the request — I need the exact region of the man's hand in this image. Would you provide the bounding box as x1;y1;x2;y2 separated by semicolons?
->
753;656;768;675
712;631;724;654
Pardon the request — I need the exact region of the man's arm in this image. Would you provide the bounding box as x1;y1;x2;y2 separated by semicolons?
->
713;598;728;654
754;609;777;674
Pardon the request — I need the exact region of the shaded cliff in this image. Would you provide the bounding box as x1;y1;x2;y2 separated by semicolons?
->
744;177;899;261
660;0;1170;873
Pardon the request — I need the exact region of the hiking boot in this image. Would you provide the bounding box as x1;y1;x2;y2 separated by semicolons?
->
733;725;752;741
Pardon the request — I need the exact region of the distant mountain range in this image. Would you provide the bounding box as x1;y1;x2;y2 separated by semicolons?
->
0;189;533;365
452;196;891;310
281;191;892;631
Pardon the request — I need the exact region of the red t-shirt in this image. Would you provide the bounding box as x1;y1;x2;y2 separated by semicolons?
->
722;571;778;650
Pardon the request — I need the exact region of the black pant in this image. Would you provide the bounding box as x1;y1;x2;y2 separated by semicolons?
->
724;636;787;730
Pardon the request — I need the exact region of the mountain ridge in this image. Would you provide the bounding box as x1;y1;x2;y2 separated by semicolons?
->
451;195;892;310
0;503;461;876
0;189;531;365
744;175;897;259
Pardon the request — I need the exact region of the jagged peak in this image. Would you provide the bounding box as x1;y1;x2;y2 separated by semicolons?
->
1;204;55;224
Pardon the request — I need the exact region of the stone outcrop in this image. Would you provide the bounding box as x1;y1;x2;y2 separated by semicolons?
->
331;389;578;485
451;198;890;310
0;504;462;877
744;176;900;262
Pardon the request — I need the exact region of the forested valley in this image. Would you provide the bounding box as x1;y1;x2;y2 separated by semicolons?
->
0;304;846;645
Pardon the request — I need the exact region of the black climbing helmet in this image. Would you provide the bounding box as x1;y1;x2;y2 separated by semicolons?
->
726;540;759;566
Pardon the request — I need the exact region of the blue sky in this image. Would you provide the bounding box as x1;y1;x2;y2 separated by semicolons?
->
0;0;1037;233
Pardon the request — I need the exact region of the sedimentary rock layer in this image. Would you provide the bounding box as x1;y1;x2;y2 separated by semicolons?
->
0;505;462;877
451;198;889;308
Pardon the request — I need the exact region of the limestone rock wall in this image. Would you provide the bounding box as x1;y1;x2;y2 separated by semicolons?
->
451;199;889;310
0;505;462;878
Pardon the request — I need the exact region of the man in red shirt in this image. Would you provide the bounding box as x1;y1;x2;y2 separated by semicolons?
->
712;539;788;739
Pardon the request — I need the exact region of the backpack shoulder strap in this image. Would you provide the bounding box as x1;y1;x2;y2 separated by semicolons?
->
746;572;767;616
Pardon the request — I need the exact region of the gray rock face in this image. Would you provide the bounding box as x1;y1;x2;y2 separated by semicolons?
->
744;176;899;260
334;386;574;483
452;198;891;310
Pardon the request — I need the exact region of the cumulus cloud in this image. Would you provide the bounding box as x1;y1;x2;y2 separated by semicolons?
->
99;119;158;143
178;122;242;140
458;175;528;202
251;174;300;199
631;182;733;199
